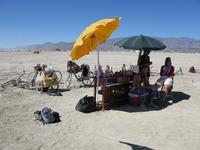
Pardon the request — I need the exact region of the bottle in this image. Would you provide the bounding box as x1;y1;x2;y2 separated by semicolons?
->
99;65;102;77
119;70;122;76
105;65;111;77
122;64;126;75
110;67;114;77
105;65;108;77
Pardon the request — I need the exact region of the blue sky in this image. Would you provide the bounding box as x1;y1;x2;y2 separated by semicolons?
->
0;0;200;48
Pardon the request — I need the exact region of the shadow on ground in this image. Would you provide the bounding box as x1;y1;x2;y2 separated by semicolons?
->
110;91;191;112
119;141;153;150
58;82;94;91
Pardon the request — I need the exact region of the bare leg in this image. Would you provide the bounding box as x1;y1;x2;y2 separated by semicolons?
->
162;85;169;102
156;90;160;99
156;84;161;99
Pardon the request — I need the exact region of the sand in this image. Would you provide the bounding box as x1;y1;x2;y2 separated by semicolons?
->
0;51;200;150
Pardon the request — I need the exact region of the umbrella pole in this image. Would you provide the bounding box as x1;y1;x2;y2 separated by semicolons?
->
137;49;142;66
96;38;100;107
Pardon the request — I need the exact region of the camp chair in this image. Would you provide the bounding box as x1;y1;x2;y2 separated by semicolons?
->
160;75;174;103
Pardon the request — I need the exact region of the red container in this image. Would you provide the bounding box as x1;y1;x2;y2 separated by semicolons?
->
128;93;149;106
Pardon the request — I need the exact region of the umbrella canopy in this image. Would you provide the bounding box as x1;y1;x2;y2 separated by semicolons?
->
114;34;166;66
69;17;120;106
114;34;166;51
70;17;121;61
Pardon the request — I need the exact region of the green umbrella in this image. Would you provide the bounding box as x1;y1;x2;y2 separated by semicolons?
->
114;34;166;51
114;34;166;65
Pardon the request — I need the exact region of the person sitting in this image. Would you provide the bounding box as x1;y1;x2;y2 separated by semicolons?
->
131;65;157;110
139;50;152;85
156;57;174;106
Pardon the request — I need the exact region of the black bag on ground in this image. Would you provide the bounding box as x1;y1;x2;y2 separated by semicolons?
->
75;95;97;113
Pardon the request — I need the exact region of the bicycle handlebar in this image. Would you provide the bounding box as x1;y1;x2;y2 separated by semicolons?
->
18;70;25;79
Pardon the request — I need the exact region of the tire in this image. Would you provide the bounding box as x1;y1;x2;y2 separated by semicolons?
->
64;72;72;89
1;80;15;88
54;70;62;82
24;83;31;90
36;81;43;93
82;71;94;86
28;71;37;87
50;82;59;90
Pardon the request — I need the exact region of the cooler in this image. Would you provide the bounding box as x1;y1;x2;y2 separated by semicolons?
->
128;93;149;106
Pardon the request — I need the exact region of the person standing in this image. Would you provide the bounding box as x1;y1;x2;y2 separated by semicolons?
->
139;50;152;85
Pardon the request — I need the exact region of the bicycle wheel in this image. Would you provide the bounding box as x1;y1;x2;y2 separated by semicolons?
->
50;82;59;90
82;71;94;86
54;70;62;82
64;72;72;89
24;82;31;89
1;80;15;88
28;71;37;87
36;81;43;93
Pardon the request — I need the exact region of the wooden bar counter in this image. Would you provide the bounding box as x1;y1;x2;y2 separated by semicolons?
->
92;75;134;110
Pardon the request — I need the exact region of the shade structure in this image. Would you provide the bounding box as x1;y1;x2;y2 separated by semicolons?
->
114;34;166;65
70;17;121;61
114;34;166;51
69;17;120;106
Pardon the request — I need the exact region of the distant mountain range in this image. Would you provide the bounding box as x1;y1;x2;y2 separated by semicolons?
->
1;37;200;53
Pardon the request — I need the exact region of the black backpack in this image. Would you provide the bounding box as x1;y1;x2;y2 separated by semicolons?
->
82;65;89;77
75;95;97;113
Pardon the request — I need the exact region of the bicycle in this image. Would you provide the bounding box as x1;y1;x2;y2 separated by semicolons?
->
174;67;183;75
1;70;29;89
64;60;94;89
27;64;62;93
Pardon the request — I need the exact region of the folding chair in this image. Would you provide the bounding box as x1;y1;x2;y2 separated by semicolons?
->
160;75;174;103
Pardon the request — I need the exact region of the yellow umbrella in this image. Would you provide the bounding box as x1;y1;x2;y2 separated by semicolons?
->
70;17;120;106
70;17;121;60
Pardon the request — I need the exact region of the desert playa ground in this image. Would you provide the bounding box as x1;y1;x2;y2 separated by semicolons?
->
0;51;200;150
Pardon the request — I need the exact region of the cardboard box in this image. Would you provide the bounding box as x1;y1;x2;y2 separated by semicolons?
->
128;93;149;106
